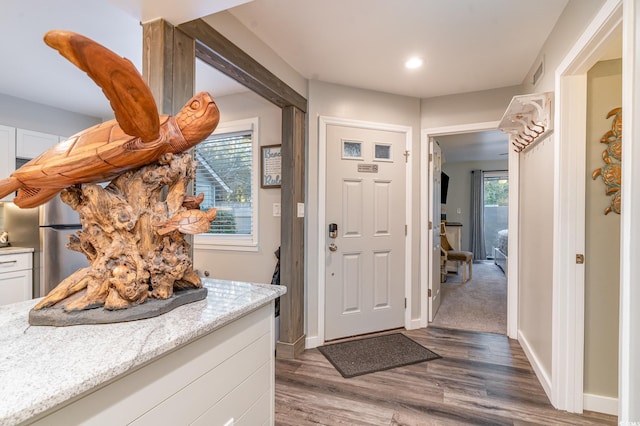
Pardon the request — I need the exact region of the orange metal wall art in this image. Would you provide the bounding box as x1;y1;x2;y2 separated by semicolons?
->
592;107;622;215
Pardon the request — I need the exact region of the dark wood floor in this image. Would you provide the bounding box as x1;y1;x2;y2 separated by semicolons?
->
275;327;617;425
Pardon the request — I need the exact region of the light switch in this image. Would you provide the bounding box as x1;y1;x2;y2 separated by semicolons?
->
297;202;305;218
457;208;461;214
273;203;281;217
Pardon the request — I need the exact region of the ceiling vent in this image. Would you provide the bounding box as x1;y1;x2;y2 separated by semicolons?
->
532;57;545;87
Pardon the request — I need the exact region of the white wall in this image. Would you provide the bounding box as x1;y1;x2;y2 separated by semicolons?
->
585;58;621;398
193;90;282;284
202;11;307;99
0;92;100;137
522;0;610;94
518;134;555;374
420;85;522;129
306;80;421;342
516;0;609;396
441;159;508;252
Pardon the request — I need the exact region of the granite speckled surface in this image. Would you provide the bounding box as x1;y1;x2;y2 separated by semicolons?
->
0;278;286;425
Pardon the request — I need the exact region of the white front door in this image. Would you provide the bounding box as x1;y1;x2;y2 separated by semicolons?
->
429;139;442;321
325;124;406;340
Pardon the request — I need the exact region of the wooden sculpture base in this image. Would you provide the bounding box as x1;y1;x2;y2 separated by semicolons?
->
29;152;211;325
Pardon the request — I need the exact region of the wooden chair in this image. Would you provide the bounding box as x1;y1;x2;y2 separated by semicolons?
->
440;224;473;283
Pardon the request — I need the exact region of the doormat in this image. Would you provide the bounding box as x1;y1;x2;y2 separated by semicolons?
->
317;333;441;378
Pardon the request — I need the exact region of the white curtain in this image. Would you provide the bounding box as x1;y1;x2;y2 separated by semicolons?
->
470;169;486;260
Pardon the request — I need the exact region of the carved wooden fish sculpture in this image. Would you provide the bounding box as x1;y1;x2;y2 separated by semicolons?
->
0;30;220;208
156;208;217;235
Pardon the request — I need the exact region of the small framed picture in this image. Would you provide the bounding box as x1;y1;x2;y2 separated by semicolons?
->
261;144;282;188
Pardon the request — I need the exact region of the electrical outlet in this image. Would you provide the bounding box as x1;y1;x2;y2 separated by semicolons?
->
273;203;281;217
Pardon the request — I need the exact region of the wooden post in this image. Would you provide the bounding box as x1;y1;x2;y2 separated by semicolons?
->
176;19;308;358
142;19;195;115
142;19;196;251
277;105;306;358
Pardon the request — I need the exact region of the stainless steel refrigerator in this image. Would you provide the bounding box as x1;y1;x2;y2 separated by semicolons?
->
4;197;89;298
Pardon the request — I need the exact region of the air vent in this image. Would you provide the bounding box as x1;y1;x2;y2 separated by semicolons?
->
532;57;545;87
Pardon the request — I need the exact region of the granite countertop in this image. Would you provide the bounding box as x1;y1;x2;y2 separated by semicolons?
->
0;246;35;255
0;279;286;425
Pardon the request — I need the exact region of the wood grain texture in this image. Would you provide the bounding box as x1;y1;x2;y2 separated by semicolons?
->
31;153;209;313
277;105;306;358
275;327;617;425
178;19;307;112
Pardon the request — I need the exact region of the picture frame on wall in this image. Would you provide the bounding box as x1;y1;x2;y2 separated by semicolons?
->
261;144;282;188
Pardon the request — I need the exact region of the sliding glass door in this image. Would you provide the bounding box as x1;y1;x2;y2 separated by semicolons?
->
483;171;508;259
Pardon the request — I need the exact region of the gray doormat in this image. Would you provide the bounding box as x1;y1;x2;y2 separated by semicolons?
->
318;333;441;378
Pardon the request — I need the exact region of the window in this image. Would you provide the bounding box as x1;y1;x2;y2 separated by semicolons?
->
483;171;508;259
193;118;259;251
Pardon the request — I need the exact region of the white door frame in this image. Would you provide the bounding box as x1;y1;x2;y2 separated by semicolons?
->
551;0;622;413
620;0;640;420
420;121;519;337
317;116;413;344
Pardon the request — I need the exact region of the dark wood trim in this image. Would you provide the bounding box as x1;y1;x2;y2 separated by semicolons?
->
142;18;309;360
142;19;195;114
277;105;306;359
177;18;307;113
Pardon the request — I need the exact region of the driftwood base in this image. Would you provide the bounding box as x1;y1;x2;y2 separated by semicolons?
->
29;287;207;326
30;152;216;324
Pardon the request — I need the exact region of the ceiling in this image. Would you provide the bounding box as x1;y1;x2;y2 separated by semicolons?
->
0;0;572;161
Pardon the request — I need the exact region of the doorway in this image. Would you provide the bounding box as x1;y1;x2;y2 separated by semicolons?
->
318;116;413;343
324;124;406;340
421;123;518;337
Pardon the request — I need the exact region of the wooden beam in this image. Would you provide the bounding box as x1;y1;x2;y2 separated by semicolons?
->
177;18;307;112
277;105;306;358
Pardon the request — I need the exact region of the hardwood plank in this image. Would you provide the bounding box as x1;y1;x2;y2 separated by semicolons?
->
276;327;618;425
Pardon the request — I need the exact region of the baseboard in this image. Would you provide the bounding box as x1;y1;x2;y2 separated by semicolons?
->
305;335;323;349
408;318;422;330
583;393;618;415
518;330;552;401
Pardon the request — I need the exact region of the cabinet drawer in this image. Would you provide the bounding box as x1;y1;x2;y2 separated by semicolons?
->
0;253;32;273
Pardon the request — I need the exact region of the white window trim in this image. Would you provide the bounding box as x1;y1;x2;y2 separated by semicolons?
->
194;117;260;252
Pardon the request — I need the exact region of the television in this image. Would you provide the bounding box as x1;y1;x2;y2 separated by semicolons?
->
441;172;450;204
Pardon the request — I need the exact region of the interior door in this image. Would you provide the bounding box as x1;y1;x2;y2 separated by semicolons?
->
325;124;406;340
429;139;442;321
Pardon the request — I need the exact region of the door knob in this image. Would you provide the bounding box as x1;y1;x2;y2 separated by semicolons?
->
329;243;338;252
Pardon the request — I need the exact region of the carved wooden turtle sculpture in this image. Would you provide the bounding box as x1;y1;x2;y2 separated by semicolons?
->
0;30;220;208
157;208;218;235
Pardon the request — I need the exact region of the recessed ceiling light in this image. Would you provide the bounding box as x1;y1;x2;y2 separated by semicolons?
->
405;57;423;69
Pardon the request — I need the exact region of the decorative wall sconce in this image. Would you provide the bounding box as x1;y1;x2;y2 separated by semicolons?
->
498;92;553;153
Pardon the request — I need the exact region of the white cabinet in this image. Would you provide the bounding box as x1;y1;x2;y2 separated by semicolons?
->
0;252;33;306
30;303;275;425
16;129;59;159
0;125;17;201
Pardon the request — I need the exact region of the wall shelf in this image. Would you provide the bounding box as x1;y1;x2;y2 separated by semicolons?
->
498;92;553;153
